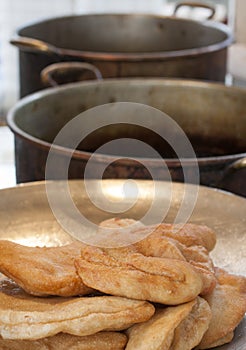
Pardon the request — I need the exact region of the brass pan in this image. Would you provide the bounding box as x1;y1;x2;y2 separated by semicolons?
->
0;180;245;349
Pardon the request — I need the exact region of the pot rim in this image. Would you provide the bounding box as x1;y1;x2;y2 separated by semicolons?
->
7;78;246;167
16;13;233;61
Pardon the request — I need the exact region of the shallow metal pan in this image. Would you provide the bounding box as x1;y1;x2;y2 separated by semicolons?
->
0;179;245;349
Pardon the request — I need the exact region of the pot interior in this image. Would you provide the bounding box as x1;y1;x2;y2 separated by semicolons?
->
19;14;229;53
10;80;246;159
76;124;245;158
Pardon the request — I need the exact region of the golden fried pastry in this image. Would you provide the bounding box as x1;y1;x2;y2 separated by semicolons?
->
98;219;216;295
170;297;211;350
0;240;91;297
99;218;185;260
148;223;216;252
134;232;216;295
125;297;211;350
203;332;234;349
75;245;203;304
99;218;144;229
95;237;215;301
0;221;215;298
125;301;195;350
0;278;154;340
172;243;216;296
197;268;246;349
134;235;186;260
97;218;149;247
98;219;216;252
0;332;127;350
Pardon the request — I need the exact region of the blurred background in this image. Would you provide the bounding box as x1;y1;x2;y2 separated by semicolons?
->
0;0;234;121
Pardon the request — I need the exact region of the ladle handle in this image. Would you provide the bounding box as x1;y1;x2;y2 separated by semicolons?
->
10;36;62;56
217;157;246;197
173;1;216;20
41;62;103;87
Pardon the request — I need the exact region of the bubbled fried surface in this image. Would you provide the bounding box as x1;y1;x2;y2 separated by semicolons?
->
0;241;92;297
0;279;154;340
0;332;127;350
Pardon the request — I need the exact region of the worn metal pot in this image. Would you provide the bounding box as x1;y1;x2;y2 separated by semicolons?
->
7;79;246;196
11;14;232;97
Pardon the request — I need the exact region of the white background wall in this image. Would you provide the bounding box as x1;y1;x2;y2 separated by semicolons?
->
0;0;79;118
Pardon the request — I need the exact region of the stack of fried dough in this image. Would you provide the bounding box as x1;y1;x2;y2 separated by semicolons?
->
0;218;245;349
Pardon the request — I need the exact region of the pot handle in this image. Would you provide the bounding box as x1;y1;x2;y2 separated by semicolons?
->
10;36;62;56
173;1;216;20
40;62;103;86
217;157;246;196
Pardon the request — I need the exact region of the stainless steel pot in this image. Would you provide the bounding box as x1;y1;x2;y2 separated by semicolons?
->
7;79;246;196
11;14;232;97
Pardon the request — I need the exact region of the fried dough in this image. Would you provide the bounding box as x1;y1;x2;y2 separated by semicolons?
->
0;220;215;298
134;233;216;295
99;218;144;229
197;268;246;349
134;235;186;260
170;297;211;350
204;332;234;349
99;218;186;260
97;218;150;247
154;223;216;252
125;301;195;350
0;240;91;297
132;219;216;295
98;219;216;252
172;243;216;295
126;297;211;350
75;245;203;304
79;218;216;301
0;332;127;350
0;278;154;340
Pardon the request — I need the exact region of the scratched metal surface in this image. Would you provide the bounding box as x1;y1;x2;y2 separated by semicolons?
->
0;180;245;349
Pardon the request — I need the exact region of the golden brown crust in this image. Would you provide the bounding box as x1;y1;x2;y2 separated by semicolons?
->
99;218;144;229
0;219;243;349
125;301;195;350
99;219;216;252
75;245;203;304
201;332;234;349
0;332;127;350
170;297;211;350
0;278;154;340
197;268;246;349
0;220;216;299
134;235;186;260
153;223;216;252
101;219;216;296
174;244;216;295
125;297;211;350
0;240;92;297
136;232;216;296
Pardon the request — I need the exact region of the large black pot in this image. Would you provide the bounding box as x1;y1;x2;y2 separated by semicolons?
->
7;79;246;197
11;14;232;97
